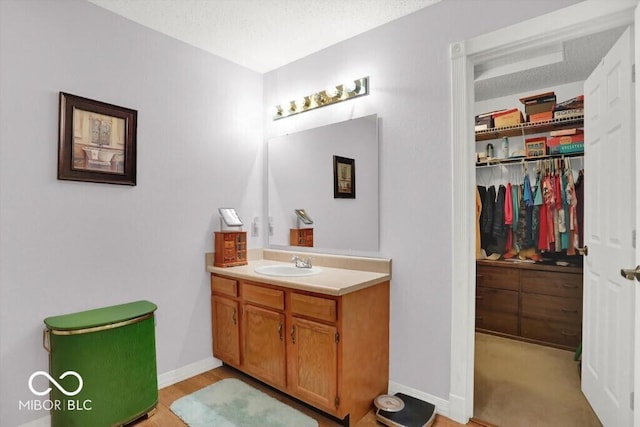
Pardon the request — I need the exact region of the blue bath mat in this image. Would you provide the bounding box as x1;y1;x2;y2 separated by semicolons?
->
169;378;319;427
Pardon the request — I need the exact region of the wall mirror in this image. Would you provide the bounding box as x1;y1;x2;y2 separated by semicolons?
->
267;114;379;252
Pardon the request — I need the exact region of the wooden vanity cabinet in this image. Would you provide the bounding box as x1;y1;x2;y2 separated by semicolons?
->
288;292;339;412
210;273;390;424
211;276;240;365
242;283;287;388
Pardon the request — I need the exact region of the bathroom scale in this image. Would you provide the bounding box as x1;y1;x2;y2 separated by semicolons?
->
375;393;436;427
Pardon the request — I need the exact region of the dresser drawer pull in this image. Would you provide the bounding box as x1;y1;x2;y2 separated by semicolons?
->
560;330;577;337
561;308;578;314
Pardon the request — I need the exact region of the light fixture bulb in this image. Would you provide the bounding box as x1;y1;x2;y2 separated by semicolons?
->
325;86;339;98
343;81;357;94
295;97;309;110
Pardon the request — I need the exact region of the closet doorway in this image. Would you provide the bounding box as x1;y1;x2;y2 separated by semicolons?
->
448;2;640;426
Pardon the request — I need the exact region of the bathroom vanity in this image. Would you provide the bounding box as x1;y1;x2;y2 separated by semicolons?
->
207;250;391;425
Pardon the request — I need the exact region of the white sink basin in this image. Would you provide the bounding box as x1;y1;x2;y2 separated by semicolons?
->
254;265;322;277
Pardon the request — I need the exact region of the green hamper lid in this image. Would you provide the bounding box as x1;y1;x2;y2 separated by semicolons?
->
44;300;157;331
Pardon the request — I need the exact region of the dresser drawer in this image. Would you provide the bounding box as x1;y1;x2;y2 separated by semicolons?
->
291;293;337;323
521;270;582;298
476;266;519;291
476;310;518;335
242;283;284;310
522;293;581;323
476;287;518;315
521;318;581;348
211;275;238;297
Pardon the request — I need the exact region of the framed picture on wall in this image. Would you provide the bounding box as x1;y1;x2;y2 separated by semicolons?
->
58;92;137;185
333;155;355;199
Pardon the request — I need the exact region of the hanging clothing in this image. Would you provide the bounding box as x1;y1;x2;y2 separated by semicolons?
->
575;170;585;247
566;169;580;255
476;187;483;258
524;175;534;247
514;185;528;250
504;183;513;251
481;185;496;251
477;186;487;250
560;169;569;250
490;185;508;255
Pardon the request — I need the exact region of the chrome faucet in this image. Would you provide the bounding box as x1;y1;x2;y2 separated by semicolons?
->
292;255;313;268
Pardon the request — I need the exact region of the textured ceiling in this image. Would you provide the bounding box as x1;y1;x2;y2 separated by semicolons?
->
475;26;628;101
87;0;441;73
87;1;625;101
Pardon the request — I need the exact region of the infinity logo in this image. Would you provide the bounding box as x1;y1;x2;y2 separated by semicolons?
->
28;371;83;397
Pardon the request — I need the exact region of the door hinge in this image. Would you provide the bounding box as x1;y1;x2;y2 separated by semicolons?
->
335;332;340;343
335;396;340;407
631;391;634;410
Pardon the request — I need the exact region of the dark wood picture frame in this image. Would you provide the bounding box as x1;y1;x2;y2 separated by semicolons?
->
333;155;355;199
58;92;137;185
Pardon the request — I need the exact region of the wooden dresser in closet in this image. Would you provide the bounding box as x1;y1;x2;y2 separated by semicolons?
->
476;260;582;350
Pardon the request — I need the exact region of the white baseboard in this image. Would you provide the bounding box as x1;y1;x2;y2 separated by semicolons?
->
157;356;221;389
388;380;450;418
18;357;222;427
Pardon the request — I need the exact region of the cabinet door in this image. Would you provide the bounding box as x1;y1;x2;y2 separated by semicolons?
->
243;304;286;388
212;295;240;365
288;317;338;412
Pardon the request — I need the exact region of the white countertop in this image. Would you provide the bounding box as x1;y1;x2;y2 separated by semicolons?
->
207;256;391;296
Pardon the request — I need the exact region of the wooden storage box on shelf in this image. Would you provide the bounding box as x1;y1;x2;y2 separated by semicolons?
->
493;109;523;128
290;228;314;247
214;231;247;267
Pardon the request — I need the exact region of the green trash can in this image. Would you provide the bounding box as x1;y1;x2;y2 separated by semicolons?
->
43;300;158;427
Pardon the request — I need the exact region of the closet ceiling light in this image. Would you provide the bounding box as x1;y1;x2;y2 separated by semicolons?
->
273;76;369;120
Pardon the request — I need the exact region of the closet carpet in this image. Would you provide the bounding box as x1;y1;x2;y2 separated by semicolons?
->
474;332;601;427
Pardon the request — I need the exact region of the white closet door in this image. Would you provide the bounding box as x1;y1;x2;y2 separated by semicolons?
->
582;26;635;426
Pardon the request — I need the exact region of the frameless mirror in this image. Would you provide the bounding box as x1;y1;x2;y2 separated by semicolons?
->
267;114;379;252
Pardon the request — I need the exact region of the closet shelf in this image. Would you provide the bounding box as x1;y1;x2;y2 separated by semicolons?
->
476;152;583;168
475;115;584;142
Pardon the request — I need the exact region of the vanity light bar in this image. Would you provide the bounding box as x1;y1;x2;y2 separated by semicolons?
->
273;77;369;120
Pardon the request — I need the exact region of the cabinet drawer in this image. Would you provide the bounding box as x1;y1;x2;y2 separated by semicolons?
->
476;287;518;315
242;283;284;310
476;310;518;335
476;266;519;291
211;275;237;297
521;318;581;348
521;270;582;298
522;293;581;323
291;293;337;323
